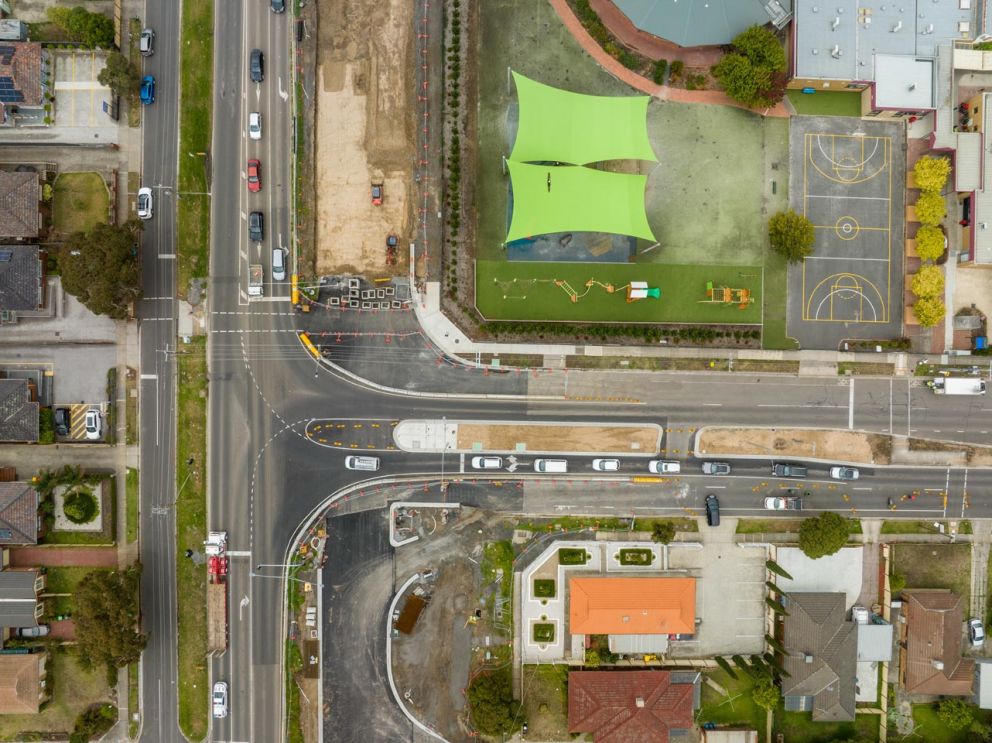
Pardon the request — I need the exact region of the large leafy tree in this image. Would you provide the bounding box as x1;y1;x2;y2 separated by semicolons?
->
713;25;787;107
467;669;522;736
914;156;951;193
47;6;115;48
74;565;147;671
914;226;946;261
752;674;780;711
915;191;947;226
798;512;852;559
913;296;946;327
938;699;975;731
768;209;815;263
58;220;143;319
98;53;141;97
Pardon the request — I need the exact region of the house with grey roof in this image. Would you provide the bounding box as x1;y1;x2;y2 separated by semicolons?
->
0;245;44;319
0;379;37;443
0;564;44;635
0;483;38;546
0;172;40;240
610;0;792;48
781;592;858;722
790;0;978;117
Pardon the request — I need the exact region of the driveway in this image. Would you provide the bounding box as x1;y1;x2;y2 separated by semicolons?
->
0;344;114;408
52;50;114;130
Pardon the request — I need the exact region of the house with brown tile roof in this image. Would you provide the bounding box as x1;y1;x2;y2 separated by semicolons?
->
0;42;44;108
0;651;48;713
781;592;858;721
0;380;38;443
0;173;40;239
0;483;38;545
901;590;974;696
568;669;698;743
0;245;44;313
569;577;696;636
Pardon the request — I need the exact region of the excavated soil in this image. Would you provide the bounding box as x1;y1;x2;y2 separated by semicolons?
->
456;423;661;454
696;428;882;464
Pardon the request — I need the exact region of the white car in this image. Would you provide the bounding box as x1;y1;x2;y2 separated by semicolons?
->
212;681;228;718
829;466;860;480
763;495;802;511
970;618;986;647
471;456;502;470
592;459;620;472
248;111;262;140
136;187;153;220
648;460;680;474
139;27;154;56
84;409;102;440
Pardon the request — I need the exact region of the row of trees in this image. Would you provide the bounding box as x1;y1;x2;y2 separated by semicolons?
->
910;156;952;327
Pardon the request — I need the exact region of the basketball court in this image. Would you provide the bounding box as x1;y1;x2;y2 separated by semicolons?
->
787;117;905;349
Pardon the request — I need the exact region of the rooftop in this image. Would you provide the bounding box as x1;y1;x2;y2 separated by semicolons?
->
0;244;43;311
0;569;40;628
611;0;792;48
0;379;38;444
0;42;43;108
0;482;38;545
903;590;974;695
569;577;696;636
0;652;45;714
0;172;40;239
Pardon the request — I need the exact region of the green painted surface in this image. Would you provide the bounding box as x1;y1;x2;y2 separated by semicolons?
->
786;89;863;117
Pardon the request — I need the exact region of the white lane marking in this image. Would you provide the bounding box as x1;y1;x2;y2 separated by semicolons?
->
278;76;289;101
140;374;158;380
852;487;872;491
702;403;722;407
849;379;855;430
158;253;176;259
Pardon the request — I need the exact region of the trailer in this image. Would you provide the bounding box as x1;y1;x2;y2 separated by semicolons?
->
206;532;229;654
929;377;987;395
248;264;263;298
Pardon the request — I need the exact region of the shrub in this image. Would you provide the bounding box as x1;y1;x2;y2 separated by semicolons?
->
910;265;944;298
915;190;946;226
39;408;55;445
913;296;946;327
670;60;684;78
653;59;668;84
889;572;906;593
914;225;946;261
63;489;99;524
798;512;853;559
914;156;951;193
70;703;117;743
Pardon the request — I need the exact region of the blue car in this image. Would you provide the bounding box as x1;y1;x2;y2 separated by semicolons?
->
140;75;155;105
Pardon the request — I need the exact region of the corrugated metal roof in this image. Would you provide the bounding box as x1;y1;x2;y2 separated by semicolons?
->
956;132;982;192
612;0;792;48
857;623;894;662
974;94;992;263
609;633;670;654
976;660;992;709
873;55;934;109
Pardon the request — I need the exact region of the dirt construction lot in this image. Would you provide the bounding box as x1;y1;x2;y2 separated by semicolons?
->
456;423;662;454
696;428;881;464
315;0;415;276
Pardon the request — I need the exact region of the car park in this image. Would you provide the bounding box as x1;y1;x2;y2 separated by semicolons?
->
271;247;286;281
137;187;153;219
212;681;228;718
701;461;731;476
247;159;261;192
592;458;620;472
139;75;155;104
648;460;680;474
763;495;803;511
830;466;860;480
139;28;155;56
772;463;808;478
704;494;721;526
250;49;264;82
970;618;985;647
248;111;262;140
54;407;69;437
84;409;102;440
16;625;50;638
248;211;264;242
344;455;380;471
471;456;502;470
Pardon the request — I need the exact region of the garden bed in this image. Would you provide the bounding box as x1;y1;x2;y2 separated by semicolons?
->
533;579;555;598
558;548;589;566
618;548;654;566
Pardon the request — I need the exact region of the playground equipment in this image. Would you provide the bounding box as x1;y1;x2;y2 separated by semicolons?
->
699;281;754;309
626;281;660;303
494;277;660;304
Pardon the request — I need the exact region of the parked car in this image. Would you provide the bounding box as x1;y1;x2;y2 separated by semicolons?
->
592;459;619;472
830;466;860;481
84;409;102;440
16;625;50;638
137;187;153;220
970;618;986;647
139;75;155;104
371;182;383;205
701;461;731;476
139;28;155;56
763;495;803;511
344;455;380;472
271;247;286;281
247;159;261;192
704;494;721;526
248;111;262;140
54;407;69;437
248;211;264;242
212;681;228;718
471;456;502;470
648;460;680;474
250;49;264;82
772;463;808;478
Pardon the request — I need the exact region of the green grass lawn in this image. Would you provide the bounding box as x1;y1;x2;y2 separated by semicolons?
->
894;704;992;743
533;579;556;598
477;261;762;323
559;548;588;565
787;89;863;117
892;544;971;604
520;665;570;740
44;567;110;618
697;670;766;738
126;467;139;544
52;173;109;235
775;710;879;743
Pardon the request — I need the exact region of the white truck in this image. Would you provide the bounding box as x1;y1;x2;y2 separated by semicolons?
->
248;264;263;298
929;377;987;395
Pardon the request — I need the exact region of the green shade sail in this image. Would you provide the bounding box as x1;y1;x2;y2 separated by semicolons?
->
509;72;657;166
506;161;656;243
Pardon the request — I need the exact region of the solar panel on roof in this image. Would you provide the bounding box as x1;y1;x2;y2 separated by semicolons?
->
0;530;14;540
0;251;13;262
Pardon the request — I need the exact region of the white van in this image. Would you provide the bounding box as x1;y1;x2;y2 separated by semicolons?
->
344;455;380;471
534;459;567;474
272;248;286;281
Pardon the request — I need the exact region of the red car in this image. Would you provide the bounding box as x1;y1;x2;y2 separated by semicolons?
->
247;159;261;193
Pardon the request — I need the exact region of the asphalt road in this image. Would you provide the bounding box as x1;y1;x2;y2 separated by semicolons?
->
135;0;183;739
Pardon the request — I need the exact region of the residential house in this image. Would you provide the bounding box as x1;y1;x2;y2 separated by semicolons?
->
0;651;48;713
0;559;44;641
0;172;41;240
789;0;977;118
0;245;45;321
568;669;699;742
975;659;992;709
0;379;38;443
0;42;47;128
900;590;974;695
0;483;38;546
781;592;858;721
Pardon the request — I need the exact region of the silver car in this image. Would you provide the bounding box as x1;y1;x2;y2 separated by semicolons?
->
592;459;620;472
471;456;502;470
139;28;154;56
701;461;731;476
830;466;860;480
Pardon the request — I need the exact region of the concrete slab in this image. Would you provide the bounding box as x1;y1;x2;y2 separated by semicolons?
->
0;345;114;407
776;546;864;609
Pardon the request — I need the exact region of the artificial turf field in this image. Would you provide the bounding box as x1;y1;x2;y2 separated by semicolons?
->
476;261;762;324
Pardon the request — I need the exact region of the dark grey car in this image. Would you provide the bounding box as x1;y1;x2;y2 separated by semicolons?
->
705;494;721;527
248;211;264;242
250;49;264;82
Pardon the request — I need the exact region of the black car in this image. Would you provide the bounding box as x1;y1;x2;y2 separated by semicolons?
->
54;407;69;437
705;494;721;527
250;49;264;82
248;211;264;242
772;463;808;478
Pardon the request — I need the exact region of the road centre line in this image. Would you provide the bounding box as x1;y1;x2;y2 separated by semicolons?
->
140;374;158;380
852;487;872;491
158;253;176;259
806;256;891;262
849;380;854;430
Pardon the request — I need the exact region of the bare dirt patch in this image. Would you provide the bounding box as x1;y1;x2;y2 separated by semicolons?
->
697;428;883;464
315;0;415;276
456;423;661;454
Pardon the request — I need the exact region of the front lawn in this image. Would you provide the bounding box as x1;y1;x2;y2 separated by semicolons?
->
44;567;110;618
559;548;588;566
533;579;555;598
892;544;971;604
697;669;766;738
786;89;863;117
52;172;109;236
533;623;555;643
520;665;569;740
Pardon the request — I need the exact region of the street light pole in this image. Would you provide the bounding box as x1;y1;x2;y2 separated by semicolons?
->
174;457;196;504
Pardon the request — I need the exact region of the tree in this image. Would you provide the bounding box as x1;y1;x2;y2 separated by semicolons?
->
74;565;146;671
765;560;793;580
752;674;780;711
713;54;768;107
47;6;115;48
915;190;947;226
913;296;946;327
889;572;906;593
914;156;951;193
58;220;143;319
97;53;140;97
938;699;975;731
911;265;944;298
466;669;522;737
768;209;815;262
731;25;787;72
651;520;676;544
798;512;852;559
70;703;117;743
914;225;946;261
714;655;738;679
713;25;787;107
